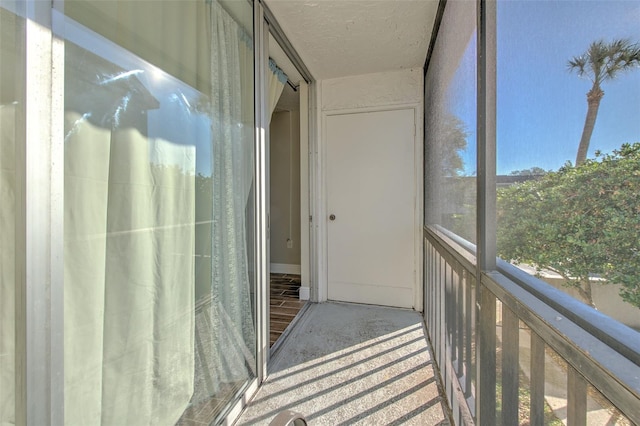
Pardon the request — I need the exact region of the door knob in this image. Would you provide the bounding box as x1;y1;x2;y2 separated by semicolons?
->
329;214;336;221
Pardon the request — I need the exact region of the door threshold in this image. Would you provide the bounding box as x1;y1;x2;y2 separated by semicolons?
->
270;301;311;360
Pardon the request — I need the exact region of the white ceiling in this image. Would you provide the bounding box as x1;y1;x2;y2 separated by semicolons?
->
264;0;439;81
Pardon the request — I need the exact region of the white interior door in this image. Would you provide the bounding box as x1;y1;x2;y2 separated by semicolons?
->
326;108;416;308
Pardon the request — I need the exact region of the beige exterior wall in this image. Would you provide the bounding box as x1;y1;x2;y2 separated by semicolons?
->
541;276;640;331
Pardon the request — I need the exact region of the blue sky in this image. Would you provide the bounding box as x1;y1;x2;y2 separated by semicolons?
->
452;1;640;175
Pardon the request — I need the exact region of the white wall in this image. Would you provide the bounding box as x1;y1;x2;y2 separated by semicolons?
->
270;110;301;274
312;68;424;309
542;277;640;331
321;68;423;111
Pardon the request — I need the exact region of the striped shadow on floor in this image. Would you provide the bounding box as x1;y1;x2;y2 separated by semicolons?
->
239;302;451;426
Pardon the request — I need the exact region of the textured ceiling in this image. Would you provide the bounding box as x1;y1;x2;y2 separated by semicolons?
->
264;0;439;80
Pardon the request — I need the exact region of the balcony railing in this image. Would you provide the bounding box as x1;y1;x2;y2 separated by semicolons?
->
423;225;640;425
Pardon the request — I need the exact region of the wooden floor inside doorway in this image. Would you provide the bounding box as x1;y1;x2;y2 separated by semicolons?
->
270;273;306;347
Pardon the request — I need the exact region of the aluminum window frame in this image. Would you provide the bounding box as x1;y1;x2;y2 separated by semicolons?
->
12;1;65;423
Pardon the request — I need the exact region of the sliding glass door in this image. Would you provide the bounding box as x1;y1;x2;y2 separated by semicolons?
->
1;0;263;424
62;1;257;423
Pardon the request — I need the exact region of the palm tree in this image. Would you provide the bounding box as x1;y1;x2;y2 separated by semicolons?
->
568;39;640;166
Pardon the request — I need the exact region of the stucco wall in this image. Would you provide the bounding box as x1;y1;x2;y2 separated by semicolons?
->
541;277;640;331
321;68;423;111
514;264;640;330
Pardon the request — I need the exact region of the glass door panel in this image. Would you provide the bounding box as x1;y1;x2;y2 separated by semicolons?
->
61;1;256;424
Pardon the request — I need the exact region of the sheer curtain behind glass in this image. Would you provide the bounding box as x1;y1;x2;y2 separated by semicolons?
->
63;0;256;424
201;0;256;405
0;5;22;425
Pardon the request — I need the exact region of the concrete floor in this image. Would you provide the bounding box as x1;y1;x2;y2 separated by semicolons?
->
236;302;451;425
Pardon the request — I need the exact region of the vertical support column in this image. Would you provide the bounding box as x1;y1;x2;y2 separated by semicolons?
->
435;250;441;361
316;79;328;304
530;332;546;426
423;238;430;329
15;1;64;424
450;264;458;372
476;0;497;272
299;82;310;301
470;272;477;410
438;256;446;371
427;241;432;337
432;243;436;339
476;282;496;425
476;0;497;423
430;242;436;337
308;79;323;303
429;241;435;335
501;306;520;425
464;270;473;398
444;263;453;402
568;367;588;426
456;264;464;375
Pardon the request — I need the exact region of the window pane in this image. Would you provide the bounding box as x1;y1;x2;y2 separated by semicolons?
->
423;2;478;422
425;0;477;243
62;1;255;424
0;3;23;424
496;1;640;334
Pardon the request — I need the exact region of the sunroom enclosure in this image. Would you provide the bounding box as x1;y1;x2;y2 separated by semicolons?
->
2;0;640;425
424;0;640;424
1;0;270;424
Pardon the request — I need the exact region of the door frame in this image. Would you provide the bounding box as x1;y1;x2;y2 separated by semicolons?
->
299;82;311;300
313;101;424;311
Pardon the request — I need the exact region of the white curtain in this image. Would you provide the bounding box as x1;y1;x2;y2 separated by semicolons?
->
194;0;257;401
269;58;287;119
64;112;196;425
0;103;16;426
1;7;18;425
